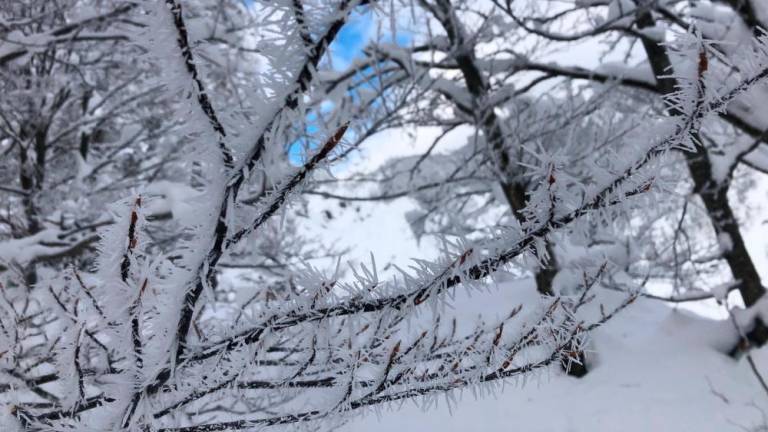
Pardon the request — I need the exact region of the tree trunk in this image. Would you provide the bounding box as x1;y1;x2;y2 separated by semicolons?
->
636;7;768;352
430;0;579;374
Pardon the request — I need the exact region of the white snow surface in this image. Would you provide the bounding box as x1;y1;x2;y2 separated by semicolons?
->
344;280;768;432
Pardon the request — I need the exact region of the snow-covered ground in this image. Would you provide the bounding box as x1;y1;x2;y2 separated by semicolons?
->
306;135;768;432
342;280;768;432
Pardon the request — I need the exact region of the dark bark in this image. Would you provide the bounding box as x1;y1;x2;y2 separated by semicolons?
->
17;123;45;289
429;0;559;297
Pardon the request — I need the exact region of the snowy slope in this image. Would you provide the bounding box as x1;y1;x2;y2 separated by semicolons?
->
343;281;768;432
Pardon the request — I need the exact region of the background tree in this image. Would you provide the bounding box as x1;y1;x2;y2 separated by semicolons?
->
0;1;172;283
308;0;768;359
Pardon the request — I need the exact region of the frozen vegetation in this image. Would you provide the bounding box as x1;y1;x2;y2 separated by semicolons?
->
1;1;768;431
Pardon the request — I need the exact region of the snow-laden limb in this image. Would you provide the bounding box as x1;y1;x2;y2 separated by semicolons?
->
164;0;234;170
195;52;767;363
110;5;362;427
2;1;357;429
0;183;201;275
315;1;768;339
32;30;768;431
0;227;102;272
149;266;631;431
6;2;768;431
0;3;137;66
